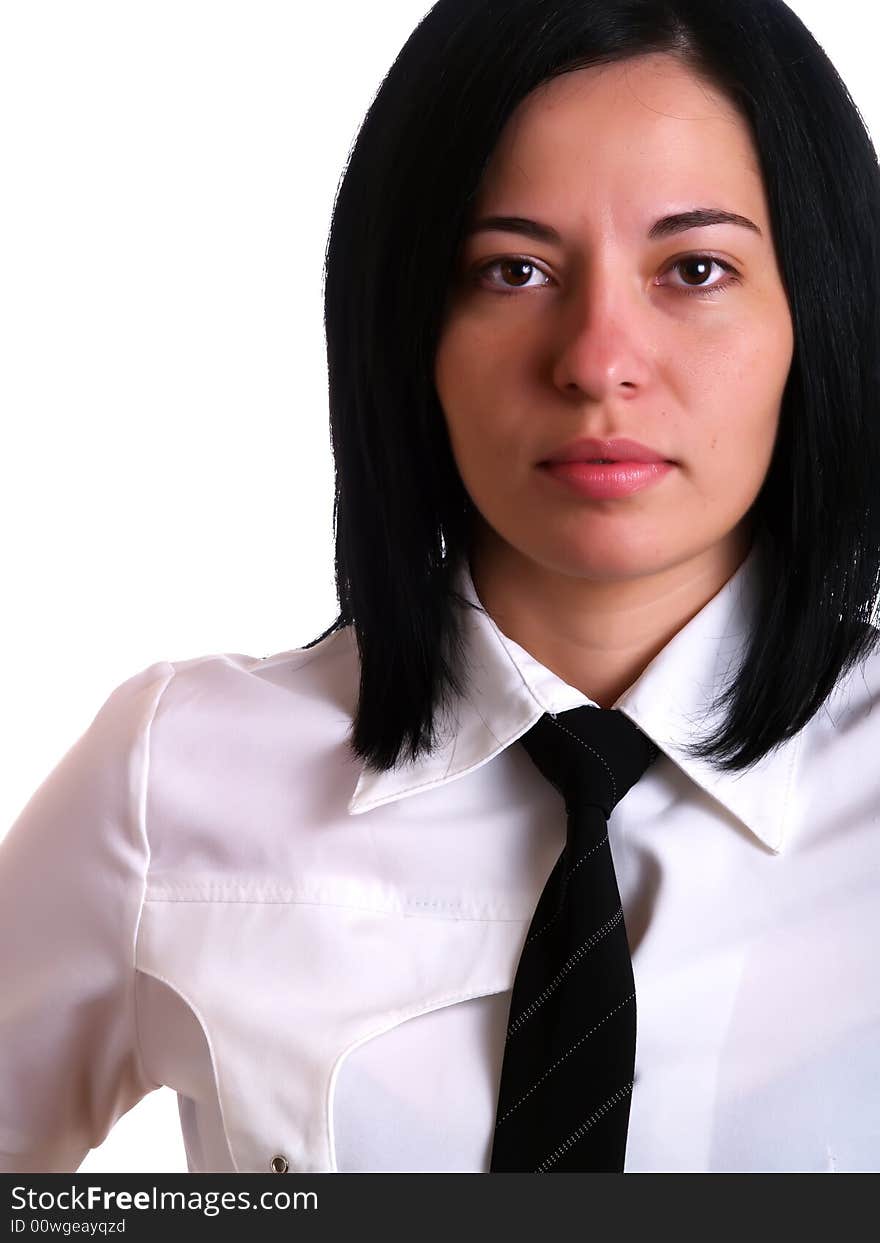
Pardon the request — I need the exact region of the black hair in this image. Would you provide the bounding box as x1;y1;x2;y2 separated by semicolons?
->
306;0;880;775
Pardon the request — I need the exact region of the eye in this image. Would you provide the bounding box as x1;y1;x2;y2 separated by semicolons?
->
659;253;742;298
472;252;742;298
474;256;551;293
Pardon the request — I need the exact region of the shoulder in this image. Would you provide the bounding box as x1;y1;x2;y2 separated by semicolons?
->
795;624;880;783
154;624;359;743
143;626;362;870
47;624;360;793
820;624;880;722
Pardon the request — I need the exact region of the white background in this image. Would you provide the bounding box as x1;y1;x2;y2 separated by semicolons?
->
0;0;874;1173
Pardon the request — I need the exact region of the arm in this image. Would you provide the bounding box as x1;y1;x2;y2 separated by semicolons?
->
0;660;176;1172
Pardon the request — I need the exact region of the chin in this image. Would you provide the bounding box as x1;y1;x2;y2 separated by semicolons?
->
533;527;671;580
512;544;666;585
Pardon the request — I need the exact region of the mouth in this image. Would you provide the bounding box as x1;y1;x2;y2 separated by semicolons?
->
539;457;672;466
538;457;676;499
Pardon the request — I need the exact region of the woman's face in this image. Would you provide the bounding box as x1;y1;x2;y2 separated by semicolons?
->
434;52;794;583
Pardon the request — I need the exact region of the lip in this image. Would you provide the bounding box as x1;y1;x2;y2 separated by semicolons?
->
540;437;671;465
539;459;675;499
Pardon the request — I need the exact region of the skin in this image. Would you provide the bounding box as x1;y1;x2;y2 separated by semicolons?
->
434;52;795;708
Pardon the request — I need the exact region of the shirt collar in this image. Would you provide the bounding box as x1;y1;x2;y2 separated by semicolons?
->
347;544;801;854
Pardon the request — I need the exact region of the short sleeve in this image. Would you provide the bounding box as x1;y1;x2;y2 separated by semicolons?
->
0;659;176;1172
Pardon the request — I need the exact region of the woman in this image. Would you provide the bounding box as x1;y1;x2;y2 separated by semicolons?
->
2;0;879;1174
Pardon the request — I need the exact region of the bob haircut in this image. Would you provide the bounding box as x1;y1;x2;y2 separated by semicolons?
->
307;0;880;775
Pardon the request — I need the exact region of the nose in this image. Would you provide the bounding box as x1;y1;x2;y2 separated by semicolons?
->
550;260;653;402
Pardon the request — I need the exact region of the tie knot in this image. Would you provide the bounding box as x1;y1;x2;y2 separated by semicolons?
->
518;705;660;818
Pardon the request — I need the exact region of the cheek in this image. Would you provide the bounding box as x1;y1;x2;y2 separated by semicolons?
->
433;325;460;413
435;318;516;457
435;295;542;395
435;314;499;404
683;317;791;468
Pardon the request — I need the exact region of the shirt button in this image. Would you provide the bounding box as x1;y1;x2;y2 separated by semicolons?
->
270;1155;289;1173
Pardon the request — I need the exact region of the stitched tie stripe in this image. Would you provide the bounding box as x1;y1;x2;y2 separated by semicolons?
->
489;705;660;1173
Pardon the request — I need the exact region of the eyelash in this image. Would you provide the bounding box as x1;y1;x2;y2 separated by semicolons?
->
473;253;742;299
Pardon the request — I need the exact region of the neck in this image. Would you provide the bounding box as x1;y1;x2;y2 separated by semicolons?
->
467;522;754;709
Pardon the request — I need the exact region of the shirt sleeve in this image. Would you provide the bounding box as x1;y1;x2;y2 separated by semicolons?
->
0;659;177;1172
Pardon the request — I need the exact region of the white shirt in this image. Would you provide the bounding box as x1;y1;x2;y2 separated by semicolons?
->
2;545;879;1174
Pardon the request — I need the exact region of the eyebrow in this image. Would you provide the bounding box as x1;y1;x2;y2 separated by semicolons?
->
464;207;763;244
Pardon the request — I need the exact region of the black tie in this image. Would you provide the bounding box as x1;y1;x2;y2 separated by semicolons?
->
489;705;660;1173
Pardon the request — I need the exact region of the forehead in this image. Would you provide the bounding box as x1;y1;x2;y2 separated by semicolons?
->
474;53;765;232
